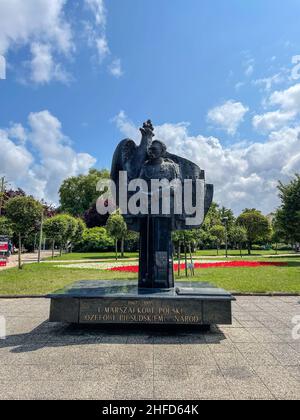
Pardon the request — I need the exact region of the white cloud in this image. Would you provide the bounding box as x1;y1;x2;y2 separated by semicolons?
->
109;58;123;78
8;123;27;143
0;130;33;178
30;43;71;84
269;83;300;111
235;82;245;91
0;0;72;55
84;0;110;62
245;62;254;77
0;111;96;203
0;0;120;82
243;57;255;77
253;72;285;91
95;37;110;61
253;83;300;133
207;100;249;135
84;0;123;75
113;111;140;141
252;110;296;133
282;152;300;176
0;54;6;79
114;112;300;215
0;0;73;84
85;0;106;26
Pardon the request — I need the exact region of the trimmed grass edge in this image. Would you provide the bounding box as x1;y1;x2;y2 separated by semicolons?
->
0;292;299;299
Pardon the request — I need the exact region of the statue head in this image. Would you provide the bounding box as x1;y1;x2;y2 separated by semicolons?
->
148;140;167;160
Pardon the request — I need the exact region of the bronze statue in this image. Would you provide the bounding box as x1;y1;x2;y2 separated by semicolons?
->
111;120;213;289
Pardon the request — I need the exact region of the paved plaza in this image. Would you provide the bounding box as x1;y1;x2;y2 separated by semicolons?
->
0;296;300;400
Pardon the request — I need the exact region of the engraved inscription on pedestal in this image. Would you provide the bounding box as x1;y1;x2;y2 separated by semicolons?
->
79;298;203;325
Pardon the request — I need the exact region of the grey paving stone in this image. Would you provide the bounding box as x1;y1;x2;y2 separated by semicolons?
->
154;364;189;382
286;366;300;382
58;365;121;381
266;344;300;366
241;351;281;367
220;367;275;400
114;380;154;399
1;296;300;400
213;352;249;369
253;365;300;400
154;378;233;400
0;380;117;400
223;328;257;343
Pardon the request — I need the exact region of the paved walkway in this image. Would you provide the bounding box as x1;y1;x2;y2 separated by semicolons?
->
0;251;59;271
0;297;300;400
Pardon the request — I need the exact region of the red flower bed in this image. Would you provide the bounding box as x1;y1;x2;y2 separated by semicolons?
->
108;261;287;273
110;265;139;273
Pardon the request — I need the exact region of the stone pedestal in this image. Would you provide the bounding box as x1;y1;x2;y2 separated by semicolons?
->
138;217;174;289
48;280;235;327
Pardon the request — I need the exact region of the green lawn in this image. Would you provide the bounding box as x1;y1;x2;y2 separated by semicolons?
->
0;264;136;295
0;256;299;295
46;249;295;261
46;252;139;261
192;249;295;257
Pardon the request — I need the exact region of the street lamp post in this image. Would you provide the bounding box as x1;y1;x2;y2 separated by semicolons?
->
37;211;44;264
222;217;229;259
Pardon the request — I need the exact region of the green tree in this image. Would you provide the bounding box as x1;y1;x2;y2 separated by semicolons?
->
210;225;226;255
43;215;69;258
237;209;271;255
271;214;287;254
0;217;13;237
204;202;222;229
106;212;127;260
219;206;235;230
124;231;139;252
72;218;86;248
62;215;79;253
77;227;114;252
5;196;43;268
229;225;247;257
276;174;300;246
196;228;211;249
59;169;110;216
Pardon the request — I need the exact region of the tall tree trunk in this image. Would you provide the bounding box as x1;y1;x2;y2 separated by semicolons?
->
33;233;37;253
189;243;194;276
240;243;242;258
18;234;22;270
248;242;252;255
115;239;118;261
52;240;55;259
178;242;181;276
121;237;124;258
37;212;44;263
184;243;188;278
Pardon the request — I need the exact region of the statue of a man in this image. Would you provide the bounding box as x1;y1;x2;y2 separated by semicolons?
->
138;140;181;289
111;120;213;290
139;140;180;183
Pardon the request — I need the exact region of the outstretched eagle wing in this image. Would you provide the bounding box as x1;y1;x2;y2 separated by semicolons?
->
111;139;138;184
165;152;214;229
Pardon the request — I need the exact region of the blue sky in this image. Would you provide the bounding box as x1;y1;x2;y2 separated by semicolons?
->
1;0;300;214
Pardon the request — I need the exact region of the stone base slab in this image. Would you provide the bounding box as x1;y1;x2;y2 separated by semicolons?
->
48;281;235;326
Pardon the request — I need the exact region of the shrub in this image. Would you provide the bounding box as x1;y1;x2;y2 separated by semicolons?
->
75;227;114;252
